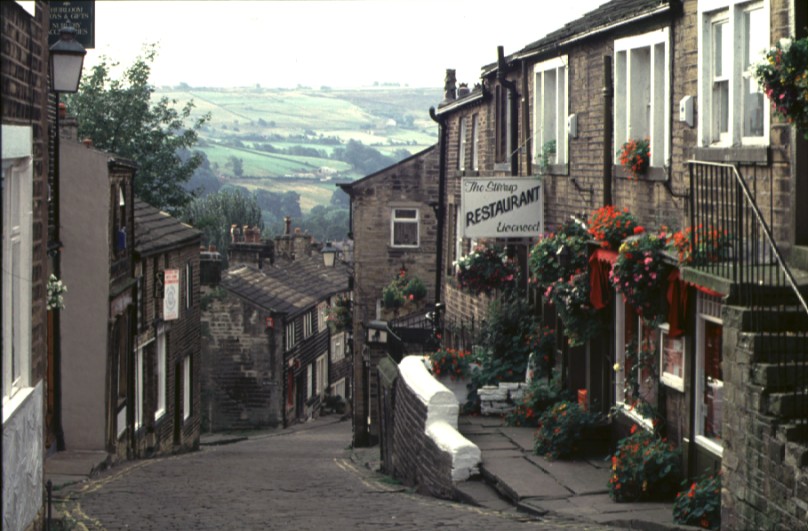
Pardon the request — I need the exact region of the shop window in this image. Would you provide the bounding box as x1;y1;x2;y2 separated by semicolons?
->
695;292;724;456
659;324;686;392
614;296;659;428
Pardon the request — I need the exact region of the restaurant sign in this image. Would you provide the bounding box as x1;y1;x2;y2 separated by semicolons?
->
460;178;543;238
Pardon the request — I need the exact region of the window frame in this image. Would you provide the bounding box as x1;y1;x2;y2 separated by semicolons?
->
316;354;328;397
285;321;297;351
2;133;33;405
303;311;313;339
390;207;419;248
613;28;671;174
533;55;569;169
458;116;467;171
331;332;345;362
182;354;191;421
694;292;724;457
471;114;479;171
698;0;769;148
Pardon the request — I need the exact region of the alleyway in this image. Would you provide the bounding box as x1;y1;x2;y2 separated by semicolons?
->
55;417;610;530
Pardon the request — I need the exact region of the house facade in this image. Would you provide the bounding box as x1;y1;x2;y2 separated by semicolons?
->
132;198;202;457
339;145;440;446
201;228;351;431
1;1;51;528
59;131;138;461
426;0;808;527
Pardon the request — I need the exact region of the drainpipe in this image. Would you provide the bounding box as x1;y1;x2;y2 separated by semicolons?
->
602;55;614;207
429;106;447;328
522;60;532;176
497;46;519;176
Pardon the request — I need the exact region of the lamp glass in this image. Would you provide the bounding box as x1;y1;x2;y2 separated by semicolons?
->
321;245;337;267
51;54;84;92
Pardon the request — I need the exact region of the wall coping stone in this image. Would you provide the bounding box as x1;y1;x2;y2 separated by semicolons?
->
399;356;459;429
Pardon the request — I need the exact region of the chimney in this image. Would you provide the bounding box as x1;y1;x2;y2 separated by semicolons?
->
442;69;457;104
284;216;292;236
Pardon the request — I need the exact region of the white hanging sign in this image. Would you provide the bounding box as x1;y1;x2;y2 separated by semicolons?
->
163;269;180;321
461;178;543;238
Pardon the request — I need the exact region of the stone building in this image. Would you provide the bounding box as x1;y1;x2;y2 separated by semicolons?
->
339;146;441;446
201;226;351;431
424;0;808;527
1;1;51;528
132;198;202;457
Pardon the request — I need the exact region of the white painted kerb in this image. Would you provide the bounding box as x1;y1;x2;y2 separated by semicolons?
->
399;356;481;482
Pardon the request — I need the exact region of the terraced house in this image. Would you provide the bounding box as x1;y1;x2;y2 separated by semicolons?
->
425;0;808;527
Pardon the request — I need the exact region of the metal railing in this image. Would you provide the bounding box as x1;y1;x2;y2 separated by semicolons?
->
690;161;808;432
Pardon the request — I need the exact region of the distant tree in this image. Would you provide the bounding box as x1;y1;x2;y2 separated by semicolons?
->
181;188;262;259
300;205;349;242
228;156;244;177
331;139;396;175
330;188;349;209
65;45;209;214
181;149;221;197
393;148;412;161
254;189;302;219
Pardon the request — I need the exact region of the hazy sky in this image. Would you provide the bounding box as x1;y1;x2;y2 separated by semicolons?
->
84;0;607;89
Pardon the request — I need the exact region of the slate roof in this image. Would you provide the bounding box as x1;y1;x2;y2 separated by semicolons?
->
133;198;202;256
221;255;351;317
482;0;672;74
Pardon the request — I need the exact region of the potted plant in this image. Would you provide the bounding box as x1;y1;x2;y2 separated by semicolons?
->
617;138;651;179
381;267;427;310
669;225;732;266
533;400;601;460
752;36;808;138
587;205;643;250
609;424;681;502
673;472;722;529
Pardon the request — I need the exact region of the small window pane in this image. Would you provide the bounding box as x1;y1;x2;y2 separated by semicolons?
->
393;223;418;246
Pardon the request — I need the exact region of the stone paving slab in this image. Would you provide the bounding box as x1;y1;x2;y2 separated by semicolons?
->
525;454;611;496
454;479;518;513
498;426;536;451
460;415;506;428
463;433;519;451
481;455;571;501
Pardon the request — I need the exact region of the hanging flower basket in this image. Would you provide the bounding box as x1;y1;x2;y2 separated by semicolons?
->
325;296;352;333
455;245;518;295
528;219;589;289
47;274;67;311
752;37;808;138
617;138;650;179
381;268;427;309
610;233;667;325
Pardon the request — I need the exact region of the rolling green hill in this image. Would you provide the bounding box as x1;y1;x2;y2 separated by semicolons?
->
158;85;441;212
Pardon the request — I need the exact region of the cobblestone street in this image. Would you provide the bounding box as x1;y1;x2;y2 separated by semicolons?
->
57;418;608;530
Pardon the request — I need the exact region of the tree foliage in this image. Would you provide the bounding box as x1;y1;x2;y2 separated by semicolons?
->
181;189;263;259
65;45;209;214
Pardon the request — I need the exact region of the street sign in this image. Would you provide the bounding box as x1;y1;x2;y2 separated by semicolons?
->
460;177;543;238
163;269;179;321
48;1;95;49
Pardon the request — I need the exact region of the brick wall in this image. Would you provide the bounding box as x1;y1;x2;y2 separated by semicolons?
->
1;0;50;392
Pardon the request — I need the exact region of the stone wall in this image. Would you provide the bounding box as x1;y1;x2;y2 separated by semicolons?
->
381;356;480;500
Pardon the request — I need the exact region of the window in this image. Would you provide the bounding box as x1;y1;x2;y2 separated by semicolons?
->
495;84;512;164
183;354;191;421
699;0;769;147
155;330;166;420
614;29;670;170
471;114;479;170
533;56;568;168
2;127;33;405
614;296;658;428
316;354;328;397
185;262;193;310
458;116;467;171
318;302;328;333
135;345;144;429
306;364;313;399
695;292;724;456
391;208;419;247
303;311;313;338
659;324;686;392
285;321;297;351
331;332;345;362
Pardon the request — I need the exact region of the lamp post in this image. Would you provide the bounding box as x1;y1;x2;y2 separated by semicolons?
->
49;26;86;451
321;242;338;268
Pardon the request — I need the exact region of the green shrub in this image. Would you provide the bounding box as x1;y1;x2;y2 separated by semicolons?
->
534;401;599;459
506;377;569;428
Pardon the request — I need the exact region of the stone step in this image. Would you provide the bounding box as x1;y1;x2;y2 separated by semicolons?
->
750;363;808;388
765;392;808;420
787;245;808;272
726;306;808;333
740;333;808;364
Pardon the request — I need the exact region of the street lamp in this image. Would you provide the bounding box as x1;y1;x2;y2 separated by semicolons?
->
50;27;86;93
321;242;338;268
48;26;86;452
